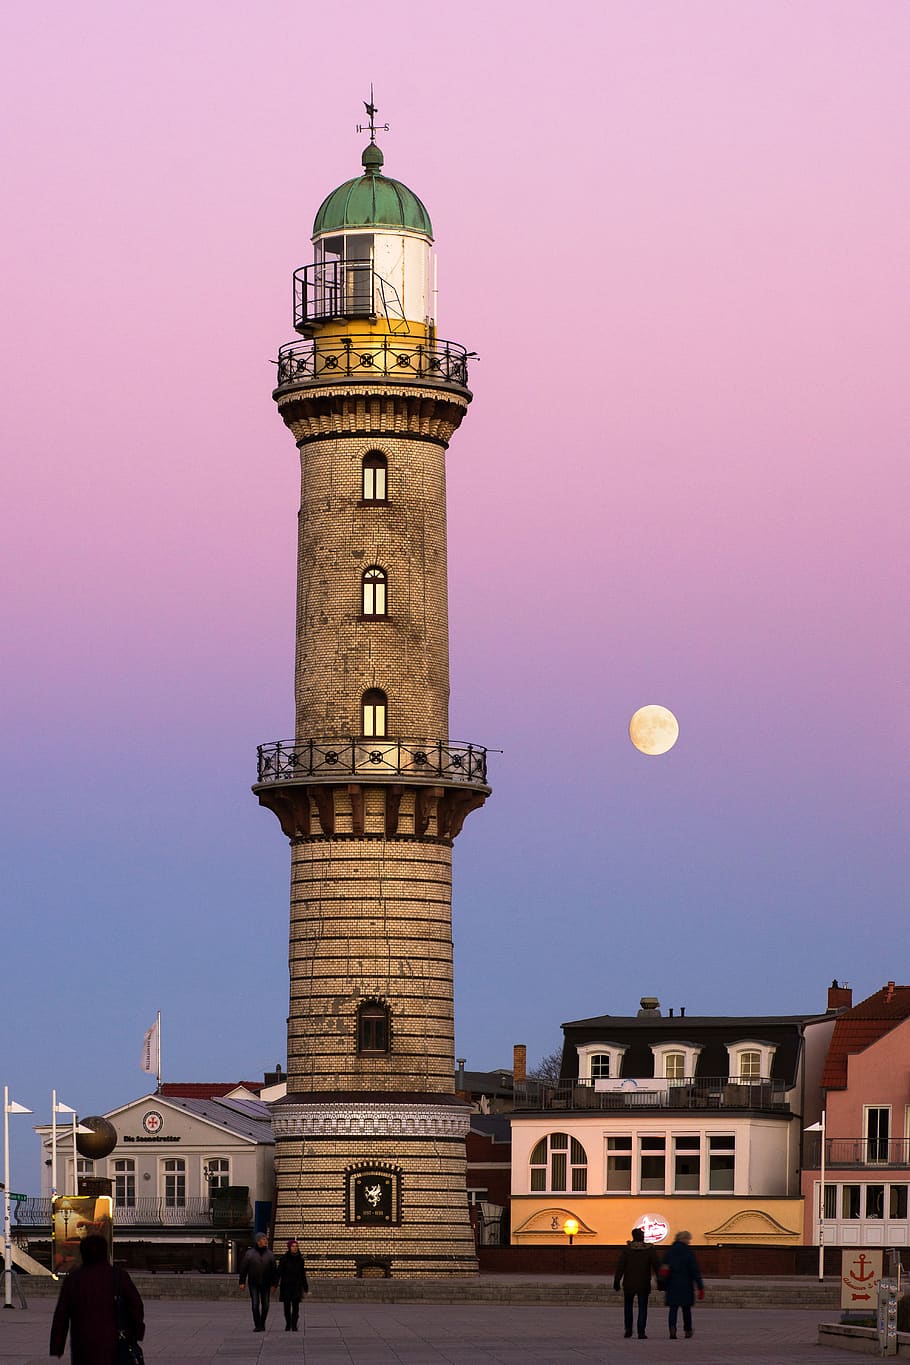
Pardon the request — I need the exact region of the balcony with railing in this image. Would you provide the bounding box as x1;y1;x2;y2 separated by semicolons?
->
514;1077;790;1113
803;1136;910;1169
14;1196;252;1230
256;738;489;789
274;334;470;391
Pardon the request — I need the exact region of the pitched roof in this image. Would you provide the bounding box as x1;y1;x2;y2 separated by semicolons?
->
158;1082;262;1098
161;1095;273;1144
821;984;910;1090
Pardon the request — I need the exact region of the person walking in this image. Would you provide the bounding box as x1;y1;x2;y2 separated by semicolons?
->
277;1237;309;1331
661;1229;704;1339
613;1225;661;1339
49;1233;144;1364
238;1232;278;1333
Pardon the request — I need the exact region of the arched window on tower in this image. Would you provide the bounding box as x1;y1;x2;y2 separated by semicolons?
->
362;566;387;616
362;452;388;502
361;689;387;738
357;1000;391;1056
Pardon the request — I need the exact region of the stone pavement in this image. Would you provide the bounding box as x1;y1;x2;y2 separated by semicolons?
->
0;1297;847;1363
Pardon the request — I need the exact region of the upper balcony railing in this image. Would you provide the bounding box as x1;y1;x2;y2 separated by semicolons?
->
256;738;488;787
803;1136;910;1169
294;260;397;330
514;1077;790;1113
275;335;470;390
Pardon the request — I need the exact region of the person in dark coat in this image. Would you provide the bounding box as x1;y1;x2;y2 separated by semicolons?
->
613;1226;662;1339
50;1233;144;1364
277;1237;309;1331
238;1232;278;1332
661;1229;704;1338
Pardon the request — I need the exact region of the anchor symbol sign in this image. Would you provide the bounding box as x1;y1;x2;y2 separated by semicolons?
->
850;1254;876;1282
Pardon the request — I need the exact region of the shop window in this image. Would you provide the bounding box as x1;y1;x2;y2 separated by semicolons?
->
889;1185;908;1219
708;1135;735;1192
841;1185;861;1219
606;1136;632;1191
639;1136;665;1192
673;1136;700;1192
866;1185;885;1219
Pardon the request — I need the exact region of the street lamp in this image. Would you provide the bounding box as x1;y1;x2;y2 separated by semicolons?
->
805;1111;827;1281
3;1086;33;1310
563;1217;579;1247
51;1093;85;1199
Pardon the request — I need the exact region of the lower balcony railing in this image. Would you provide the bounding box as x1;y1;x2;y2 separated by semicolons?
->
15;1197;252;1229
256;738;488;786
275;335;470;388
804;1136;910;1169
514;1077;789;1112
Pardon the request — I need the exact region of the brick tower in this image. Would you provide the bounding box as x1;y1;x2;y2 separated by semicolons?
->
254;111;490;1277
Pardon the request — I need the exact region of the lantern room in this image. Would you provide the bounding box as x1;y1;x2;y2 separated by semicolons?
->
294;141;435;341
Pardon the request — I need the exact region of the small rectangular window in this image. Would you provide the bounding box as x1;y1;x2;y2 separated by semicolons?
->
889;1185;908;1219
866;1184;884;1219
842;1185;861;1219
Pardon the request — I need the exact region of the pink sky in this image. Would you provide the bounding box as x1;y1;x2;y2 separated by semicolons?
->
1;1;908;1179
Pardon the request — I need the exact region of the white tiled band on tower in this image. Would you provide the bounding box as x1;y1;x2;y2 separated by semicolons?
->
254;115;490;1277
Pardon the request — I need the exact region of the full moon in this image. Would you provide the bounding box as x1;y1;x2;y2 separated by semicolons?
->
629;704;679;756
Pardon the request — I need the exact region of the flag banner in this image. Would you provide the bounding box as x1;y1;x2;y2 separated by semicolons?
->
141;1020;159;1073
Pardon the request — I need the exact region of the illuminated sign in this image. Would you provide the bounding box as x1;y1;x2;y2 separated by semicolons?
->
635;1214;669;1244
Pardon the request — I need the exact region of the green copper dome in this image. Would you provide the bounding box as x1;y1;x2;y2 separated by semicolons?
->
312;143;433;239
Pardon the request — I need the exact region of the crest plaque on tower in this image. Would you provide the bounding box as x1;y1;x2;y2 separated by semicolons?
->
346;1163;401;1226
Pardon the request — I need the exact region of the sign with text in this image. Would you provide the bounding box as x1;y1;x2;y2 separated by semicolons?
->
345;1164;400;1226
841;1250;883;1309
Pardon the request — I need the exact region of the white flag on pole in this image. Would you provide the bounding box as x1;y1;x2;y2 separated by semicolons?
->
141;1019;159;1074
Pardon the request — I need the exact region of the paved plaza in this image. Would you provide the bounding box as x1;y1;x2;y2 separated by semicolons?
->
0;1297;847;1364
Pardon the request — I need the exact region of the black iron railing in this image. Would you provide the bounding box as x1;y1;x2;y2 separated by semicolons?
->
514;1077;789;1113
804;1137;910;1169
15;1197;251;1228
294;261;396;329
275;335;469;389
256;738;488;786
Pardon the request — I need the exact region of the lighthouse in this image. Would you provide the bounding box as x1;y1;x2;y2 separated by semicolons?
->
254;103;490;1277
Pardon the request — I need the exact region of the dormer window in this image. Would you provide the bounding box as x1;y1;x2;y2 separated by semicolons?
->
576;1042;627;1084
650;1042;702;1082
726;1040;776;1082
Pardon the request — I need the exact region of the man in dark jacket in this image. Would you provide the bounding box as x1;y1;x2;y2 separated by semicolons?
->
613;1226;662;1339
50;1234;144;1364
238;1233;278;1332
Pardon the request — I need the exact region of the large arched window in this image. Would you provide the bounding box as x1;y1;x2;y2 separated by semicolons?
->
362;566;387;617
357;1000;390;1055
529;1132;587;1193
362;452;388;502
362;689;387;738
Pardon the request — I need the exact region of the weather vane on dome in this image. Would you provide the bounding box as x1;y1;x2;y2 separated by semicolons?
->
356;86;389;144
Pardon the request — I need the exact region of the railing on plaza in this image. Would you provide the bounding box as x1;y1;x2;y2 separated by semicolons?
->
14;1196;252;1229
256;738;488;787
513;1077;790;1113
274;334;470;389
803;1136;910;1169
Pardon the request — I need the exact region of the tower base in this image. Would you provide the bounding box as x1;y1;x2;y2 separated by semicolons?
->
272;1096;478;1277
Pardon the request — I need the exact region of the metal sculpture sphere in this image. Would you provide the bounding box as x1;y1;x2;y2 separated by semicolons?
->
75;1116;117;1159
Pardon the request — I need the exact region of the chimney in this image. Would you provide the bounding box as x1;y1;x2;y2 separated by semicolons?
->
827;980;853;1012
456;1058;466;1090
885;981;896;1004
513;1044;527;1083
637;997;661;1017
680;1006;685;1018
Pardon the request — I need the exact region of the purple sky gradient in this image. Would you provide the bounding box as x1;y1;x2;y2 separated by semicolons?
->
2;1;908;1184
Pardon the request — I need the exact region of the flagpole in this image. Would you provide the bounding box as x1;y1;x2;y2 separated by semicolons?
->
156;1011;162;1092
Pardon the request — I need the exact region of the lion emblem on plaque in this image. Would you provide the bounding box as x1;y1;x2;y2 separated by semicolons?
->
351;1169;395;1224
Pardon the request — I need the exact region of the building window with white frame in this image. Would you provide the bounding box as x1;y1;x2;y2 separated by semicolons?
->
726;1040;776;1082
650;1042;702;1082
205;1158;230;1192
665;1053;685;1080
739;1051;761;1079
673;1135;700;1192
576;1043;627;1083
163;1157;186;1207
362;566;387;617
529;1133;587;1193
639;1136;666;1192
708;1135;735;1192
607;1136;632;1191
113;1158;136;1208
590;1054;610;1080
865;1106;890;1163
362;451;388;502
